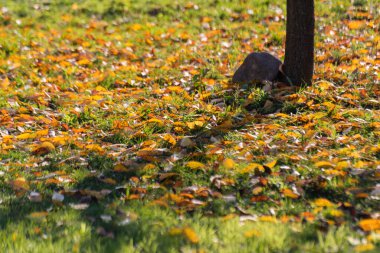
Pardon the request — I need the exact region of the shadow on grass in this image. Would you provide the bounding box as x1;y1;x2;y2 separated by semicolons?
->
0;99;373;252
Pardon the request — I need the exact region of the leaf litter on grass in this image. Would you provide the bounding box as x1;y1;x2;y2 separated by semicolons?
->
0;0;379;252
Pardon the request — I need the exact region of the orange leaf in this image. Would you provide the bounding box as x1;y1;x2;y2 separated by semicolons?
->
183;227;199;244
358;219;380;232
10;177;30;191
348;20;365;30
282;188;299;199
223;158;235;169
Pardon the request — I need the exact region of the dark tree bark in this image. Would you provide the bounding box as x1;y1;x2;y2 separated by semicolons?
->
284;0;315;86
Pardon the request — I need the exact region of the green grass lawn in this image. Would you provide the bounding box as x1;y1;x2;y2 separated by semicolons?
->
0;0;379;252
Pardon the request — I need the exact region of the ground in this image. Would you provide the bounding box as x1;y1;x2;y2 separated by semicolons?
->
0;0;379;252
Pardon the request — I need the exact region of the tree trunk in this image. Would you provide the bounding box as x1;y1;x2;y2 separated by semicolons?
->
284;0;315;86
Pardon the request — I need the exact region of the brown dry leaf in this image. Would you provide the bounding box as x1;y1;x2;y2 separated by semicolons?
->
102;178;117;185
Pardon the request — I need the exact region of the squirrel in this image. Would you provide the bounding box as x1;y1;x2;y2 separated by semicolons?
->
232;52;291;86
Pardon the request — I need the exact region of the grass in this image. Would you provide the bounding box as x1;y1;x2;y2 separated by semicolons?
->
0;0;379;252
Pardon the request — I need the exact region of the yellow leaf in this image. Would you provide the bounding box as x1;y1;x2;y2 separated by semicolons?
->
244;229;261;238
183;227;199;244
322;101;336;112
314;198;334;207
336;161;350;170
77;58;91;65
252;187;263;195
41;141;55;151
313;112;327;119
223;158;235;169
102;178;117;185
329;209;344;217
221;214;236;221
32;141;56;155
29;212;49;219
282;188;299;199
147;118;164;125
35;129;49;137
114;163;128;172
186;121;204;130
241;163;264;173
186;161;205;170
355;243;374;252
71;3;79;10
359;219;380;232
314;161;335;168
265;160;277;169
324;169;346;176
86;144;104;152
168;227;183;236
259;216;277;223
16;132;35;140
131;23;142;31
1;77;10;89
319;81;335;90
163;134;176;146
353;161;367;169
167;86;184;93
143;164;156;170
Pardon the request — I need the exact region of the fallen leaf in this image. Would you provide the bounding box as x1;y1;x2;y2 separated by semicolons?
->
183;227;200;244
186;161;206;170
358;219;380;232
314;198;334;207
223;158;235;169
